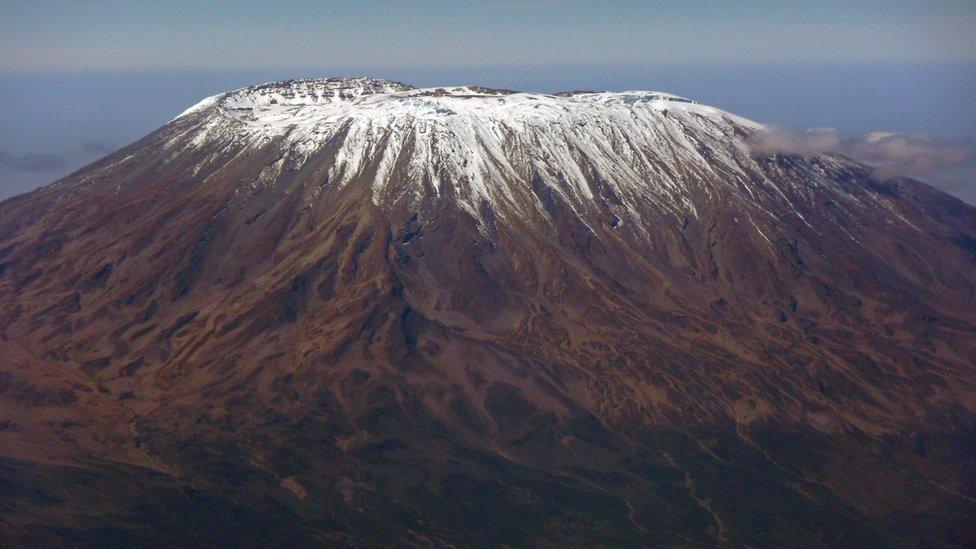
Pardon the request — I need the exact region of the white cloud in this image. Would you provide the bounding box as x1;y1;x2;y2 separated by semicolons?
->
748;128;976;202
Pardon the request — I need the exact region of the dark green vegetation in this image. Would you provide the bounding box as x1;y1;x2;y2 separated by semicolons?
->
3;418;973;546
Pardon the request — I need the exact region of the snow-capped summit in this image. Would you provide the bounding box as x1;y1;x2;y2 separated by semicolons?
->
223;77;414;108
167;77;768;224
178;77;756;133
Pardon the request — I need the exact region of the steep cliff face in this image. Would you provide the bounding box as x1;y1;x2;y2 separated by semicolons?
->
1;78;974;545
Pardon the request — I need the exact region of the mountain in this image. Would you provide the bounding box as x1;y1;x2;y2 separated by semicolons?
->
1;77;974;545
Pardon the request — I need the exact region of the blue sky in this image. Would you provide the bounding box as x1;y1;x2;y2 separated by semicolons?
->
3;1;975;69
1;1;975;201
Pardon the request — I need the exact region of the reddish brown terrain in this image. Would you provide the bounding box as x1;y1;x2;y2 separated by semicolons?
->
1;78;974;545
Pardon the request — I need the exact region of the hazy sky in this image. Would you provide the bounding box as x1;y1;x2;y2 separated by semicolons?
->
3;1;975;70
1;0;975;202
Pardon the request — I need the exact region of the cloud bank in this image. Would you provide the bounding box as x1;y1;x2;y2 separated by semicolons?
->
0;151;68;172
749;128;976;195
0;141;115;175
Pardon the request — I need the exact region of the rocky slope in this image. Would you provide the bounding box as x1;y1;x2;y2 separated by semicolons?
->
1;78;975;545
